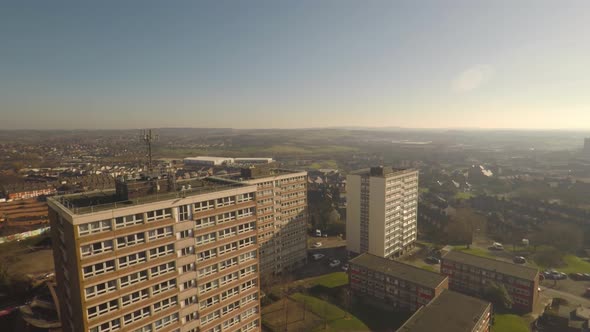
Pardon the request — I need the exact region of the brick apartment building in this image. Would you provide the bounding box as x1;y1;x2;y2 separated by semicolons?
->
235;167;308;276
398;289;492;332
348;253;448;312
441;250;540;313
48;176;262;332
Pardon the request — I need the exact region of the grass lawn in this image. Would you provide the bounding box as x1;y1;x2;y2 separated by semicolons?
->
419;265;436;272
452;246;494;258
559;255;590;273
290;293;368;331
493;314;529;332
454;192;474;200
305;272;349;289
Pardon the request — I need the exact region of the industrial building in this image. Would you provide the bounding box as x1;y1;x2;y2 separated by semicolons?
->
441;250;540;313
48;175;261;332
346;166;419;258
183;156;235;167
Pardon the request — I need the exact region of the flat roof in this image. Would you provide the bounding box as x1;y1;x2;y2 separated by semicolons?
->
50;177;252;215
443;250;539;280
349;253;447;289
398;290;491;332
349;167;417;177
184;156;233;161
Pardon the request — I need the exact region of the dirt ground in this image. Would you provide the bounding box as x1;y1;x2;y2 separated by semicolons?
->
0;235;54;277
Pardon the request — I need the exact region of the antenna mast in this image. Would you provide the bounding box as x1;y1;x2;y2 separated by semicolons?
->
140;129;159;174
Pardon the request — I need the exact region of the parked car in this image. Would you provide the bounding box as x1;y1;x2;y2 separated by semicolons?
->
342;264;349;272
492;242;504;250
571;273;585;280
425;256;441;264
329;259;341;268
312;242;322;248
513;256;526;264
312;253;325;261
544;270;567;280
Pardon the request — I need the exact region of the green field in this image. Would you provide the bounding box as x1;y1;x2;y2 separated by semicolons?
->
454;192;474;200
290;293;369;331
493;314;529;332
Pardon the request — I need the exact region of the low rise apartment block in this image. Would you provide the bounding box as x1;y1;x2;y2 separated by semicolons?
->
398;289;492;332
441;250;540;313
348;253;448;312
48;176;261;332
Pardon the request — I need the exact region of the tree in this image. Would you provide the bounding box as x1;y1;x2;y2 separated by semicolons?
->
533;222;583;254
483;282;513;311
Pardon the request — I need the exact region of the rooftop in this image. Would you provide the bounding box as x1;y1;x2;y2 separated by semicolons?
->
443;250;539;280
350;166;417;178
398;290;491;332
349;253;447;289
49;177;251;215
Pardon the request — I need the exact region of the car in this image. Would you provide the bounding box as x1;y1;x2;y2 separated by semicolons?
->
329;259;341;268
492;242;504;250
513;256;526;264
425;256;441;264
571;273;585;280
583;273;590;280
546;270;567;280
342;264;349;271
312;242;322;248
312;253;325;261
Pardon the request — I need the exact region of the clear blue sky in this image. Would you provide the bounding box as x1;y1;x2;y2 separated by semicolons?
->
1;0;589;129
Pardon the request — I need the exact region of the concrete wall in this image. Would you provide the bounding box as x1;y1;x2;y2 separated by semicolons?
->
346;174;361;254
368;176;386;257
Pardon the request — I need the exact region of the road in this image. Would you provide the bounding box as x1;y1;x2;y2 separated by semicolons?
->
541;286;590;307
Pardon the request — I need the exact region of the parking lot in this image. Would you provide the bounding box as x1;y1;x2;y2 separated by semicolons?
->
296;243;348;280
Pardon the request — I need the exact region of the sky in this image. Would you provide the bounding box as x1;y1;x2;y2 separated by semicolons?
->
1;0;590;130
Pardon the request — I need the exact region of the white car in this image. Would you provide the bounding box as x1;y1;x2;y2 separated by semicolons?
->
312;242;322;248
492;242;504;250
329;259;341;268
341;264;349;271
312;254;325;261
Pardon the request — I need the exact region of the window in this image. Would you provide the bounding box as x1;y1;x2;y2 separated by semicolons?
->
149;244;174;259
220;286;239;301
237;222;255;234
85;280;117;299
241;279;256;291
81;240;114;257
133;324;153;332
146;209;172;222
148;226;173;241
116;232;145;249
196;232;216;245
89;318;121;332
237;208;253;219
123;306;151;325
154;313;179;331
200;310;220;326
150;261;175;277
180;246;195;256
83;260;115;279
240;265;256;278
241;292;258;306
218;242;237;256
220;272;238;286
236;193;253;203
179;204;191;221
198;249;217;262
222;314;240;329
152;278;176;295
194;200;215;212
239;251;256;263
118;252;147;269
87;299;118;319
121;289;149;307
216;196;235;207
196;216;215;229
184;295;197;306
115;214;144;228
120;270;148;288
221;300;240;315
153;296;177;313
179;229;193;239
199;280;219;294
200;295;220;309
198;264;217;277
182;263;196;273
216;212;236;225
78;220;111;236
241;306;259;321
219;257;238;271
218;227;236;240
238;237;256;249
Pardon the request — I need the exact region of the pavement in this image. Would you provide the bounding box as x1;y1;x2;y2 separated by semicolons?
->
541;286;590;307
